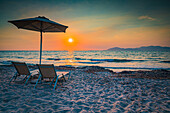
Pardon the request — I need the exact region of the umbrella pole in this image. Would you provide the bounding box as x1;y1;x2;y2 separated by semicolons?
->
40;30;42;64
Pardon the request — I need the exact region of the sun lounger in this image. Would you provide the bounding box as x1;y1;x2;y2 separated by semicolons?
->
35;64;69;90
9;62;39;85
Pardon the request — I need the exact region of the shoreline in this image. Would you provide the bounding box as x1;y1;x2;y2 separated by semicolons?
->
1;65;170;79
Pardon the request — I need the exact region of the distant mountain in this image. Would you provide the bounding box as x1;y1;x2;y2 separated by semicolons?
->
107;46;170;51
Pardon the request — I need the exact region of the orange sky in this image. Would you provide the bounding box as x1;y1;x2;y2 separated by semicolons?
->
0;0;170;50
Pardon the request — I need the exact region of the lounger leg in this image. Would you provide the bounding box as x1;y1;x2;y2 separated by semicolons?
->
9;76;15;84
23;75;28;81
39;75;42;84
9;72;17;84
68;71;71;80
50;76;56;86
24;74;31;86
14;74;18;81
34;74;41;89
53;76;59;90
63;75;66;82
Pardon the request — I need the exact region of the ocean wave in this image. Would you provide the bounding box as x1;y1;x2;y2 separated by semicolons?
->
60;58;74;60
105;67;170;70
47;57;87;61
0;60;13;65
75;57;146;63
90;59;145;62
75;57;87;60
160;61;170;63
46;58;60;61
147;57;162;59
78;61;102;64
47;57;146;63
16;56;24;59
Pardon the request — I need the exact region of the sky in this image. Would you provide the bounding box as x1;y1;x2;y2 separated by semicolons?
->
0;0;170;50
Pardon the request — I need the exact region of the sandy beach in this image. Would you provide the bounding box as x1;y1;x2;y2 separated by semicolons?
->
0;65;170;112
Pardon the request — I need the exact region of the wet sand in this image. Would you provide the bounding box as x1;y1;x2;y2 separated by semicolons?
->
0;65;169;112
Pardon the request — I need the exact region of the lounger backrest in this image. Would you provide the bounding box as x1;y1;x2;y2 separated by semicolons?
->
37;64;56;78
12;62;30;75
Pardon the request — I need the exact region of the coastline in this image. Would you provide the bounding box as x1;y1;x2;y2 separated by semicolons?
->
0;65;170;112
1;64;170;79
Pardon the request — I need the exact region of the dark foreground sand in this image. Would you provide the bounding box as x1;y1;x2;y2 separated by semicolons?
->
0;65;170;112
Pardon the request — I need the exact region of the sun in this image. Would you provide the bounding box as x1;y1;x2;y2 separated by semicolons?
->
68;38;73;43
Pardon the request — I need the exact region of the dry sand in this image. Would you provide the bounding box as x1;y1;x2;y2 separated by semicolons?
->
0;65;170;112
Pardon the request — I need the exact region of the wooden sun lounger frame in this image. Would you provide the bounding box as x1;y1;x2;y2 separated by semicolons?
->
35;64;68;90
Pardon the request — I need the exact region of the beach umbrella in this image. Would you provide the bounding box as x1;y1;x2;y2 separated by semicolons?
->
8;16;68;64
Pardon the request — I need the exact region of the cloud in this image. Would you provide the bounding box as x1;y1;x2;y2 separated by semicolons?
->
138;16;156;21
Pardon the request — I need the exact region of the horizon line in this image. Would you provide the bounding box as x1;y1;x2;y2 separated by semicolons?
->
0;45;170;51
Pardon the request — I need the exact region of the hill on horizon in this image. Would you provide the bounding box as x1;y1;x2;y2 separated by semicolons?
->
107;46;170;51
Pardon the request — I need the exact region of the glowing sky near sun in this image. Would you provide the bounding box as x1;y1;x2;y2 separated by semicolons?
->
0;0;170;50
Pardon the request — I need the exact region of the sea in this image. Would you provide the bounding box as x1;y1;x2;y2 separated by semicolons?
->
0;50;170;72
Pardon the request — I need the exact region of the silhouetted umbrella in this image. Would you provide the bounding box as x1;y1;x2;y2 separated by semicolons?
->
8;16;68;64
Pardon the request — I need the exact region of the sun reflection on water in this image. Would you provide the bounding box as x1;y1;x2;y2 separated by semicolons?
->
65;50;76;66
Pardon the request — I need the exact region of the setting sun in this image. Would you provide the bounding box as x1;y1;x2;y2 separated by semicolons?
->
68;38;73;43
62;37;78;51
